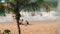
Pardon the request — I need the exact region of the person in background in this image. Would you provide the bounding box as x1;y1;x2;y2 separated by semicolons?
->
26;20;29;25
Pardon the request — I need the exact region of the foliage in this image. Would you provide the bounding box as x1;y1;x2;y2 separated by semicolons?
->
7;0;30;13
0;0;54;15
0;30;11;34
3;30;11;34
0;3;5;16
24;3;39;12
36;0;44;2
24;2;53;12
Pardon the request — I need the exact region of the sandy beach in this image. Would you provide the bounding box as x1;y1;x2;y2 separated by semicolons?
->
0;20;57;34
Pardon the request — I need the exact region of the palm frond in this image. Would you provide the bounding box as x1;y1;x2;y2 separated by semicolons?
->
24;2;40;12
37;2;53;12
24;1;53;12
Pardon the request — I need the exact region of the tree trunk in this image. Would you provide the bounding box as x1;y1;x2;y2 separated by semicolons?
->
15;0;21;34
15;12;21;34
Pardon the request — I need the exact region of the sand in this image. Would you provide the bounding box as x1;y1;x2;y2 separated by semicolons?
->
0;21;57;34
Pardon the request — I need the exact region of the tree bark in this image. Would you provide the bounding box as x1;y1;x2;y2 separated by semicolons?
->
15;12;21;34
15;0;21;34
